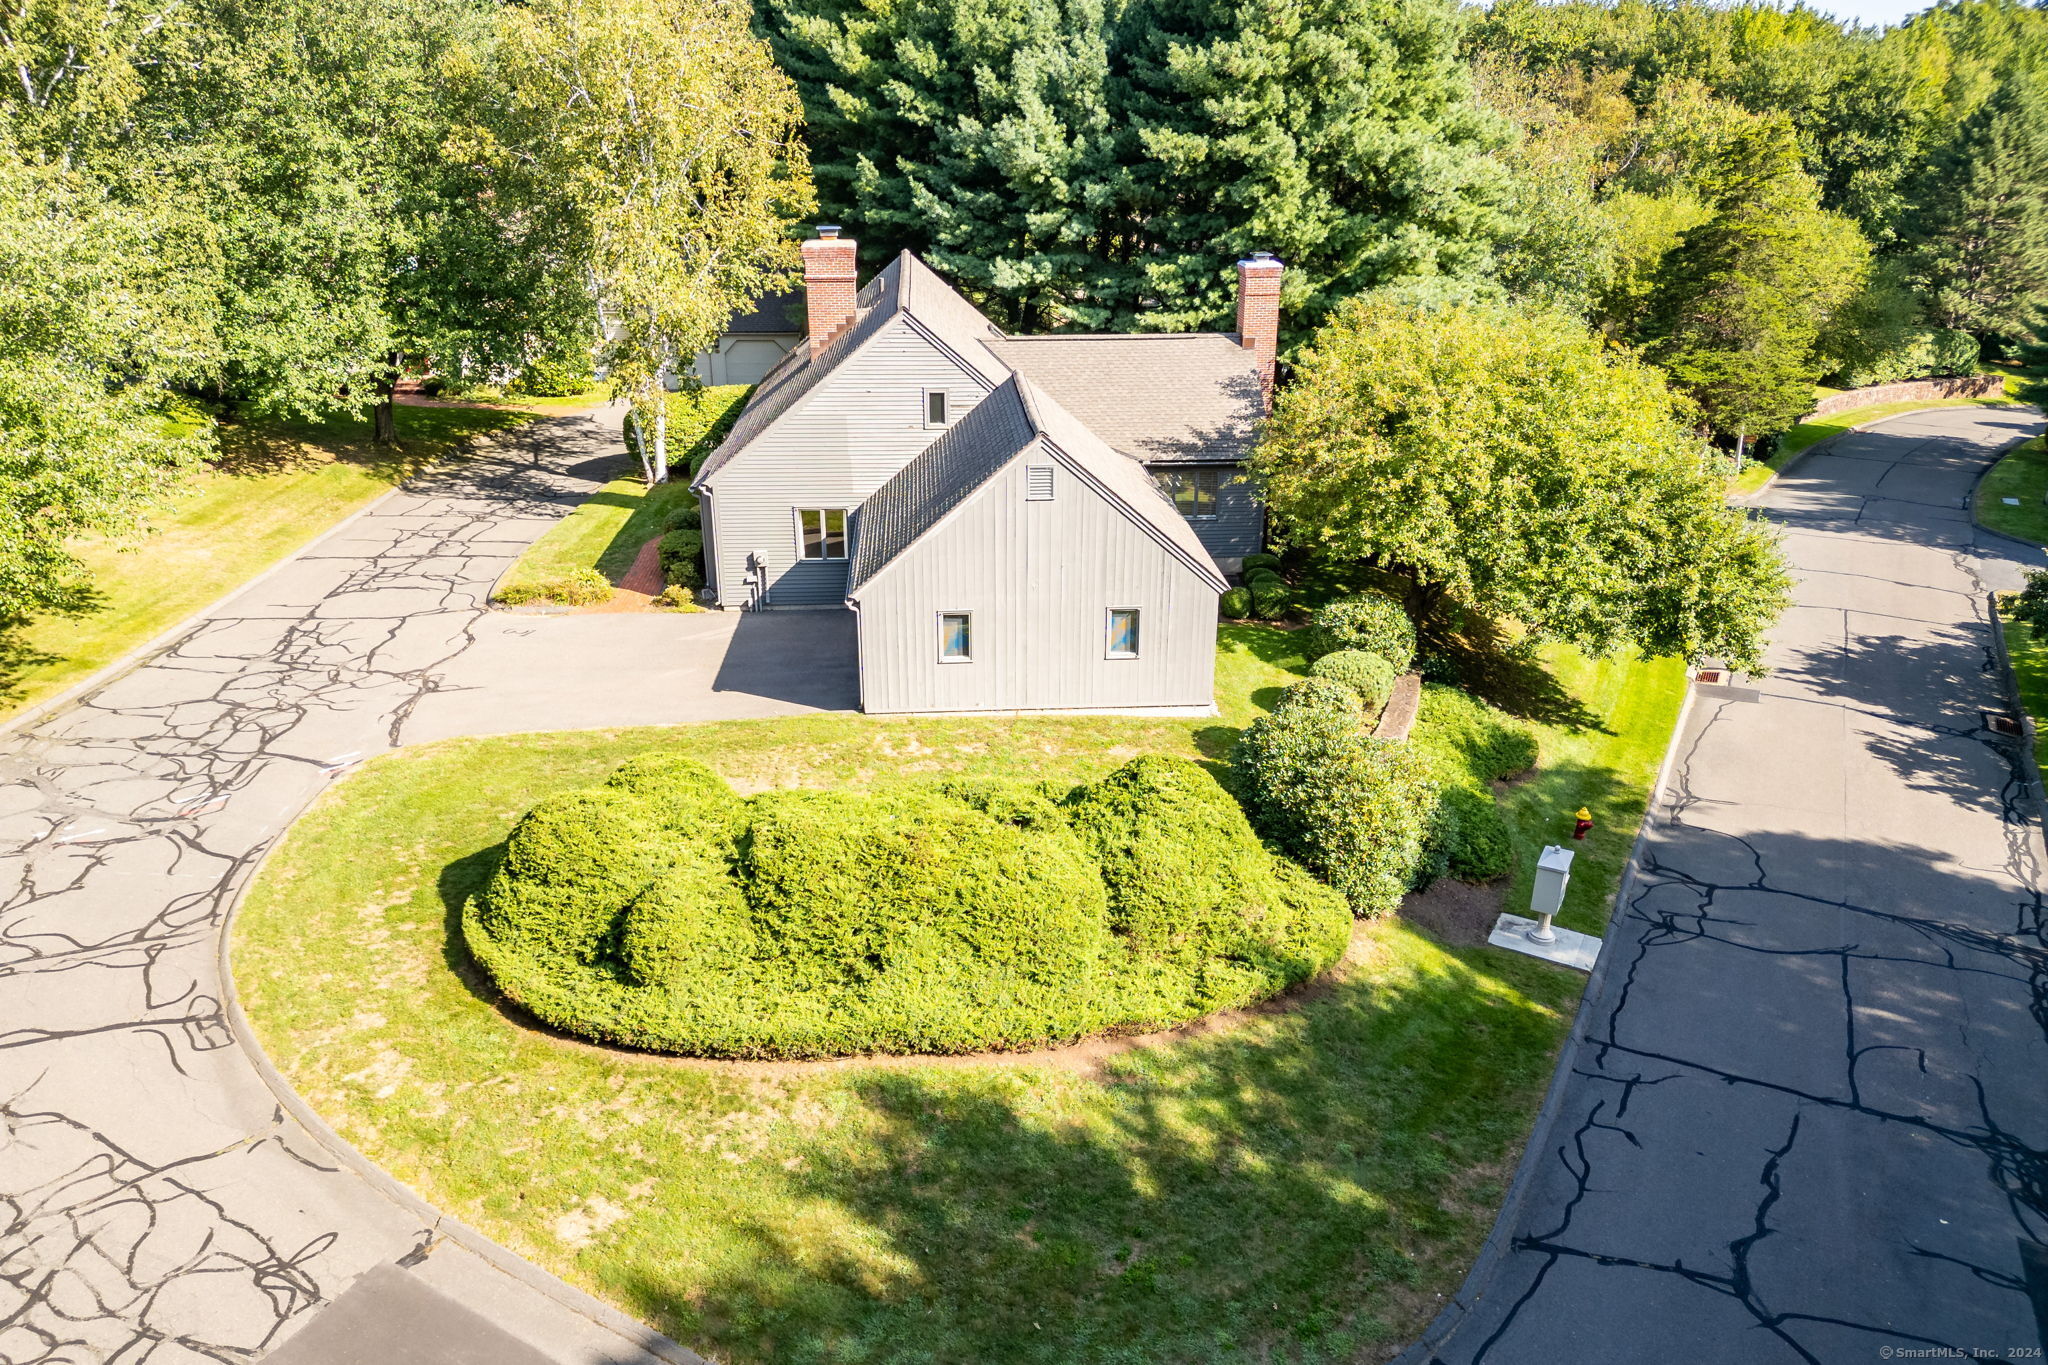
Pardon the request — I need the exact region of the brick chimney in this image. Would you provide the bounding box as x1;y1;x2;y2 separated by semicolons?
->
801;225;859;360
1235;251;1284;402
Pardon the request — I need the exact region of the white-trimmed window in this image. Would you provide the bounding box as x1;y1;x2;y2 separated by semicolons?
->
1153;466;1221;520
924;389;951;427
796;508;848;560
1106;608;1141;659
938;611;973;662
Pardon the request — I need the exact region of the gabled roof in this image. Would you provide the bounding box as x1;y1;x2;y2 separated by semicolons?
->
983;334;1263;463
725;290;800;334
694;252;1009;487
849;375;1229;597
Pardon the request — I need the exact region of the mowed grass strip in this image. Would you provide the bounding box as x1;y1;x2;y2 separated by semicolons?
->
1;403;536;721
236;627;1682;1364
495;471;696;596
1976;436;2048;545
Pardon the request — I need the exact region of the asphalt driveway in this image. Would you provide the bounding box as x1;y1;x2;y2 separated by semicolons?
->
0;408;769;1363
1415;404;2048;1362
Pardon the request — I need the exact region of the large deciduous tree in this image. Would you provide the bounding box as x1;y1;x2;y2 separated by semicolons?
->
0;155;212;620
485;0;813;480
1637;116;1869;445
1252;297;1790;672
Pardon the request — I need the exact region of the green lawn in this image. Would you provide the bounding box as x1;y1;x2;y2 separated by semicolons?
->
1975;436;2048;545
2001;598;2048;755
236;627;1686;1363
495;471;695;597
1;403;536;721
1731;388;2022;497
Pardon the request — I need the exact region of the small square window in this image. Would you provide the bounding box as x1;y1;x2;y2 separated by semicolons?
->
925;390;949;425
798;508;848;560
939;612;972;662
1107;608;1140;658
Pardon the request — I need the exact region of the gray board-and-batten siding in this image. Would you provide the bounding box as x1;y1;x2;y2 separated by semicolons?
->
849;456;1221;714
699;312;998;608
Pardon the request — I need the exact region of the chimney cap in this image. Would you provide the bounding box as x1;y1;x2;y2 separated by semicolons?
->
1238;250;1281;268
816;224;842;239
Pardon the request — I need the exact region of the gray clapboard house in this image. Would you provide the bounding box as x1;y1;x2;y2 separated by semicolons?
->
691;228;1281;715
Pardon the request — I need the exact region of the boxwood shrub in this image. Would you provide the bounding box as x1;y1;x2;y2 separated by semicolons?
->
1304;594;1416;672
1240;552;1283;574
1219;586;1252;619
1231;699;1437;917
1251;579;1292;619
1309;649;1400;713
658;528;704;588
463;756;1348;1058
663;504;701;532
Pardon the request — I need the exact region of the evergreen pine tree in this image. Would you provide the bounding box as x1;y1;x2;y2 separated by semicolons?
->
1096;0;1511;339
1906;71;2048;346
765;0;1512;341
757;0;1115;329
1639;116;1871;441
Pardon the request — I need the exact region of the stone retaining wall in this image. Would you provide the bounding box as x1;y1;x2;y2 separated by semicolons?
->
1808;373;2005;418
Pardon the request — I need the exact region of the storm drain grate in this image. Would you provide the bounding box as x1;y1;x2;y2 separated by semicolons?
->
1986;712;2024;737
1695;669;1724;684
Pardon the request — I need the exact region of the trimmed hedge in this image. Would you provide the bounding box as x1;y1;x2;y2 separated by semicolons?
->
463;755;1348;1058
1231;702;1436;918
664;504;701;532
1251;579;1292;619
659;528;704;588
1309;649;1400;713
1241;552;1283;574
1219;586;1252;619
495;566;614;607
623;385;753;476
1303;595;1416;673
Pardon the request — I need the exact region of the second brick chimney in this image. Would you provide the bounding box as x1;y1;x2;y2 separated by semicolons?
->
1235;251;1284;402
801;226;859;360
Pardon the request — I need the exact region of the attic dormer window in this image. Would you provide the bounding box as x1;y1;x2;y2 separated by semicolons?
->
925;390;949;426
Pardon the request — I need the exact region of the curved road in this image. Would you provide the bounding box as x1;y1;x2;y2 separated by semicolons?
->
0;411;703;1363
1418;404;2048;1362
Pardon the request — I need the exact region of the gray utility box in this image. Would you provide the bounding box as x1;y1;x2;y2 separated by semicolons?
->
1532;844;1575;918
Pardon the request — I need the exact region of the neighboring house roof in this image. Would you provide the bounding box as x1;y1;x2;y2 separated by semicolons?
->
695;252;1010;488
725;290;800;335
850;375;1230;596
982;335;1262;464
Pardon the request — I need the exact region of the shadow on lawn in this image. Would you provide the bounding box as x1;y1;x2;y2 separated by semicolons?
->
602;933;1577;1365
0;620;65;706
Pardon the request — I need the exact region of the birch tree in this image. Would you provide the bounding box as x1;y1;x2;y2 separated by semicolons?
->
485;0;812;483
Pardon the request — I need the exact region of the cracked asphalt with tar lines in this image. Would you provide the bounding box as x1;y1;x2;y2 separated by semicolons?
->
1420;404;2048;1362
0;407;856;1364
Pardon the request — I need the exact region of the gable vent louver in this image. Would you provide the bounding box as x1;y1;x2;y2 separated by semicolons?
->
1026;466;1055;501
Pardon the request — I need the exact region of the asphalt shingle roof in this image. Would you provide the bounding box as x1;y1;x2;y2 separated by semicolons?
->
982;334;1263;463
849;375;1229;595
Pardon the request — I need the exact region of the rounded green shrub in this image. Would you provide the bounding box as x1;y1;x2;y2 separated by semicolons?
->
495;567;614;607
1219;586;1252;619
1274;676;1362;715
663;504;701;532
513;350;593;397
659;528;704;588
1245;567;1284;588
1304;594;1416;671
1251;579;1292;619
462;756;1346;1058
1309;649;1400;712
1230;704;1437;918
1240;553;1283;574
